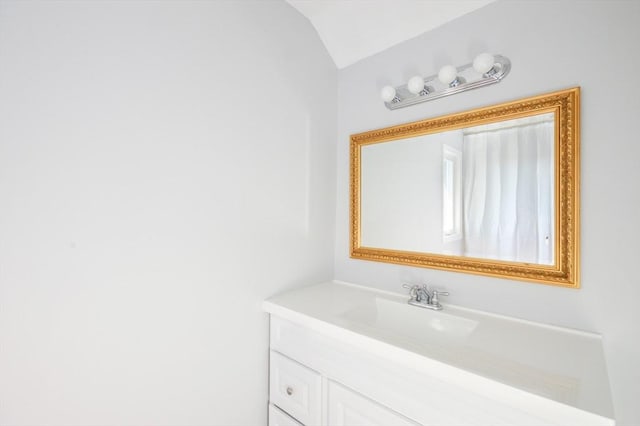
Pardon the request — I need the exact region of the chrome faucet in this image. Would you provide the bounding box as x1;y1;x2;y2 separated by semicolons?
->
402;284;449;311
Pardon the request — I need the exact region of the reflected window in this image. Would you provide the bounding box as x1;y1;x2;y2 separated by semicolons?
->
442;145;462;242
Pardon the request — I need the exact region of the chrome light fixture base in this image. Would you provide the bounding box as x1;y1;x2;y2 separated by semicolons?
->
383;54;511;110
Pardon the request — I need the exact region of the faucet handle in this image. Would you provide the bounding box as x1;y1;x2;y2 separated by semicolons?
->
430;290;449;305
402;283;419;299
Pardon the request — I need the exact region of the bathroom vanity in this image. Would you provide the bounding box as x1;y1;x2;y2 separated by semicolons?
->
263;281;614;426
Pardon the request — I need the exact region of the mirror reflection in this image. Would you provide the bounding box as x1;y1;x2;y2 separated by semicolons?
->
360;113;555;265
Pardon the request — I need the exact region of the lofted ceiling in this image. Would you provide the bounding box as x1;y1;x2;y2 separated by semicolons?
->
285;0;497;69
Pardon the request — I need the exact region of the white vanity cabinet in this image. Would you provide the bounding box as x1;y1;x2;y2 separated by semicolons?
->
264;281;615;426
268;345;417;426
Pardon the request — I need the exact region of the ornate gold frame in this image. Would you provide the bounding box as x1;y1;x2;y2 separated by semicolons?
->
350;88;580;288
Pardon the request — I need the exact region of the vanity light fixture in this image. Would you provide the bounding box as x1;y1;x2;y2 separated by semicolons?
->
380;53;511;110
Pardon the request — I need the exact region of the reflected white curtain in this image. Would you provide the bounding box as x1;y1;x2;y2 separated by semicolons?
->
462;121;554;264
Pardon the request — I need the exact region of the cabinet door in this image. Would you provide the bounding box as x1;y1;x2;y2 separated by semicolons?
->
328;381;420;426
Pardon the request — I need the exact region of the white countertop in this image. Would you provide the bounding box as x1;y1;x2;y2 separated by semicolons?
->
263;280;614;422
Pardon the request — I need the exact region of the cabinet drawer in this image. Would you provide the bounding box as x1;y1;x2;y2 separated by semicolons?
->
269;403;304;426
270;351;322;425
328;380;420;426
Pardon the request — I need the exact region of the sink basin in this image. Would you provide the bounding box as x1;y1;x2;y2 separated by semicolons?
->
341;297;478;344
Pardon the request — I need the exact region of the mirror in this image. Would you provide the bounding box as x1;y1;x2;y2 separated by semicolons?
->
351;88;580;287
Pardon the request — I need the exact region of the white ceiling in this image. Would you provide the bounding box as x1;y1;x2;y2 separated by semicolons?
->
286;0;496;69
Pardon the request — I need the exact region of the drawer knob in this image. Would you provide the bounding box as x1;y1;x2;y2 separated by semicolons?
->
286;387;294;396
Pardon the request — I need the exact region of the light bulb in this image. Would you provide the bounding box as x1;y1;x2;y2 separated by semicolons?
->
380;86;397;103
438;65;458;85
473;53;495;74
407;76;425;95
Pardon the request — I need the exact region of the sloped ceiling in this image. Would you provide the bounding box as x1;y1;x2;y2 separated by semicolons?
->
286;0;496;69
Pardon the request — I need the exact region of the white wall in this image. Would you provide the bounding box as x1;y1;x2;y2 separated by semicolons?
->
360;134;442;252
0;1;336;425
360;129;462;254
335;1;640;424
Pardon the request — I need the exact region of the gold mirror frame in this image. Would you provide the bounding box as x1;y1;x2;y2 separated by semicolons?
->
350;88;580;288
